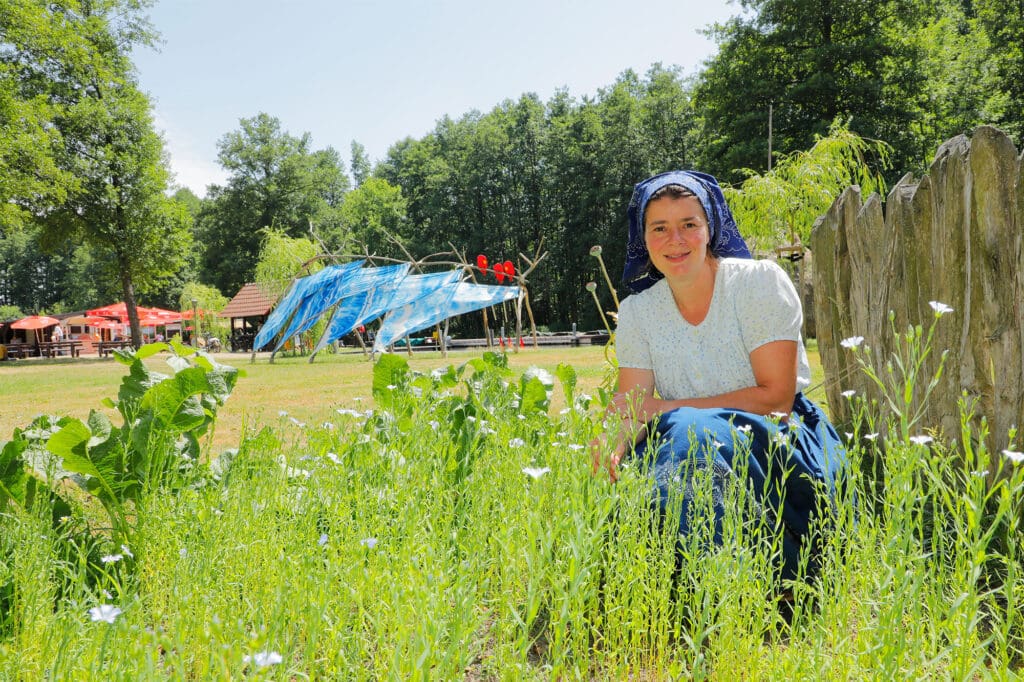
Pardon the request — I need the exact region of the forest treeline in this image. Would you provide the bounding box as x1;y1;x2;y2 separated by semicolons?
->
2;0;1021;335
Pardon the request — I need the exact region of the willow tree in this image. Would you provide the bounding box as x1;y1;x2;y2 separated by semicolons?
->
723;121;893;252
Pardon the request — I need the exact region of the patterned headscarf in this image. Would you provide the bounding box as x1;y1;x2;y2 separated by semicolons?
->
622;170;751;294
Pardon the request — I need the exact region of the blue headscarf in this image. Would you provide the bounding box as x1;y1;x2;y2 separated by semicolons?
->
622;170;752;294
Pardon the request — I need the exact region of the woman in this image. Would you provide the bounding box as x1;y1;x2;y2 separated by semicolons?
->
596;170;847;581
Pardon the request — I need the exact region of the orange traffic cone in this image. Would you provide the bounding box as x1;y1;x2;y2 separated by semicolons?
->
519;336;525;348
498;337;505;348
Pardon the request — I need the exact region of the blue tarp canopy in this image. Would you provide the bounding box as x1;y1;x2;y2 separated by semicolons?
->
254;262;521;358
252;261;364;351
374;281;520;352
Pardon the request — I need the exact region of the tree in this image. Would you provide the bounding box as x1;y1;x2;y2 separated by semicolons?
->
350;140;371;188
1;0;191;345
724;120;892;251
694;0;928;181
339;177;408;258
197;113;350;296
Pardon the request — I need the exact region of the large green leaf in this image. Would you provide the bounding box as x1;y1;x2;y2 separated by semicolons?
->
373;353;410;407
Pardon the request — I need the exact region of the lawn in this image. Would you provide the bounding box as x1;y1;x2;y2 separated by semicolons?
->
1;342;827;453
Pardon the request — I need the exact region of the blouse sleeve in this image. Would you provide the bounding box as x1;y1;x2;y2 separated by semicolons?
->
613;294;652;369
735;260;803;353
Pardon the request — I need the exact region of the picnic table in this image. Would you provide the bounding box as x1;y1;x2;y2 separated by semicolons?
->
38;340;83;358
2;341;34;359
96;339;134;357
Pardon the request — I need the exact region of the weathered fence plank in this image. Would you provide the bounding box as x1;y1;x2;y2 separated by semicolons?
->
811;126;1023;453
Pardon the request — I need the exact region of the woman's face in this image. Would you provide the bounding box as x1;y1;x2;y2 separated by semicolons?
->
643;195;711;282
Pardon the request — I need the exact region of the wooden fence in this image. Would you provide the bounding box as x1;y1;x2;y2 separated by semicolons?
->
811;126;1023;453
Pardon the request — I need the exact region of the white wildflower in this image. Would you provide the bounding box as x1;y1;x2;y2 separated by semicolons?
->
509;438;526;448
567;444;585;452
928;301;954;316
386;384;397;391
735;424;752;434
841;390;856;398
179;548;188;558
244;651;283;668
1002;449;1024;465
318;534;328;547
971;470;989;478
336;408;363;418
559;408;571;415
864;433;879;441
522;466;551;479
845;432;854;440
517;414;526;420
429;420;440;431
88;604;122;623
840;336;865;350
277;410;288;417
120;545;133;559
909;435;933;446
288;416;306;428
360;537;378;549
100;554;123;564
326;452;341;464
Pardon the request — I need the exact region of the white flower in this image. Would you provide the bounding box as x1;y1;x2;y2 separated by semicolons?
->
864;433;879;441
970;470;989;478
88;605;122;623
845;432;854;440
712;439;725;450
840;336;865;349
909;435;933;446
841;390;856;398
179;548;188;558
429;420;440;431
770;411;789;420
335;405;364;417
324;452;340;465
522;466;551;479
517;414;526;421
321;422;335;430
360;537;378;549
567;444;585;452
318;533;328;546
386;384;397;391
772;432;789;447
559;408;571;415
288;417;306;428
120;545;133;559
1002;449;1024;465
928;301;954;316
244;651;283;668
735;424;752;434
101;554;123;564
508;438;526;448
277;410;288;417
411;387;422;398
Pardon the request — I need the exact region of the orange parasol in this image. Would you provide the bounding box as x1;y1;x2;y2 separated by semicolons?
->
11;315;60;330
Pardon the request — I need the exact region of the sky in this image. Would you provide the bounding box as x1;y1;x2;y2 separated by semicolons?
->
131;0;741;197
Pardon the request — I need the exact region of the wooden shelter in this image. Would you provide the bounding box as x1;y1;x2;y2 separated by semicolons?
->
219;283;278;351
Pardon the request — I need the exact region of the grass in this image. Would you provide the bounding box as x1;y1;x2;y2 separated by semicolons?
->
1;342;827;454
15;339;1013;680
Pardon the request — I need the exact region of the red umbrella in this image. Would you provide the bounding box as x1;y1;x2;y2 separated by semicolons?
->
11;315;60;330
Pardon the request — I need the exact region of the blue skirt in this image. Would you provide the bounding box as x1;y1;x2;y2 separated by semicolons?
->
631;392;847;581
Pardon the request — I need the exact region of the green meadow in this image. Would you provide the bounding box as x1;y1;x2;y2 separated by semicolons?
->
1;336;1021;679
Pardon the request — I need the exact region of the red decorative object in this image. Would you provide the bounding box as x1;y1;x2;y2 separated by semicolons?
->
476;254;488;270
503;260;515;278
494;264;505;283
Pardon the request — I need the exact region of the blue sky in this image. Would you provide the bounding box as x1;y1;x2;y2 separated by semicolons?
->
132;0;740;197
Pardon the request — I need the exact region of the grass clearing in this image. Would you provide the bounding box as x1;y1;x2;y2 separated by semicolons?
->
7;337;1011;680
